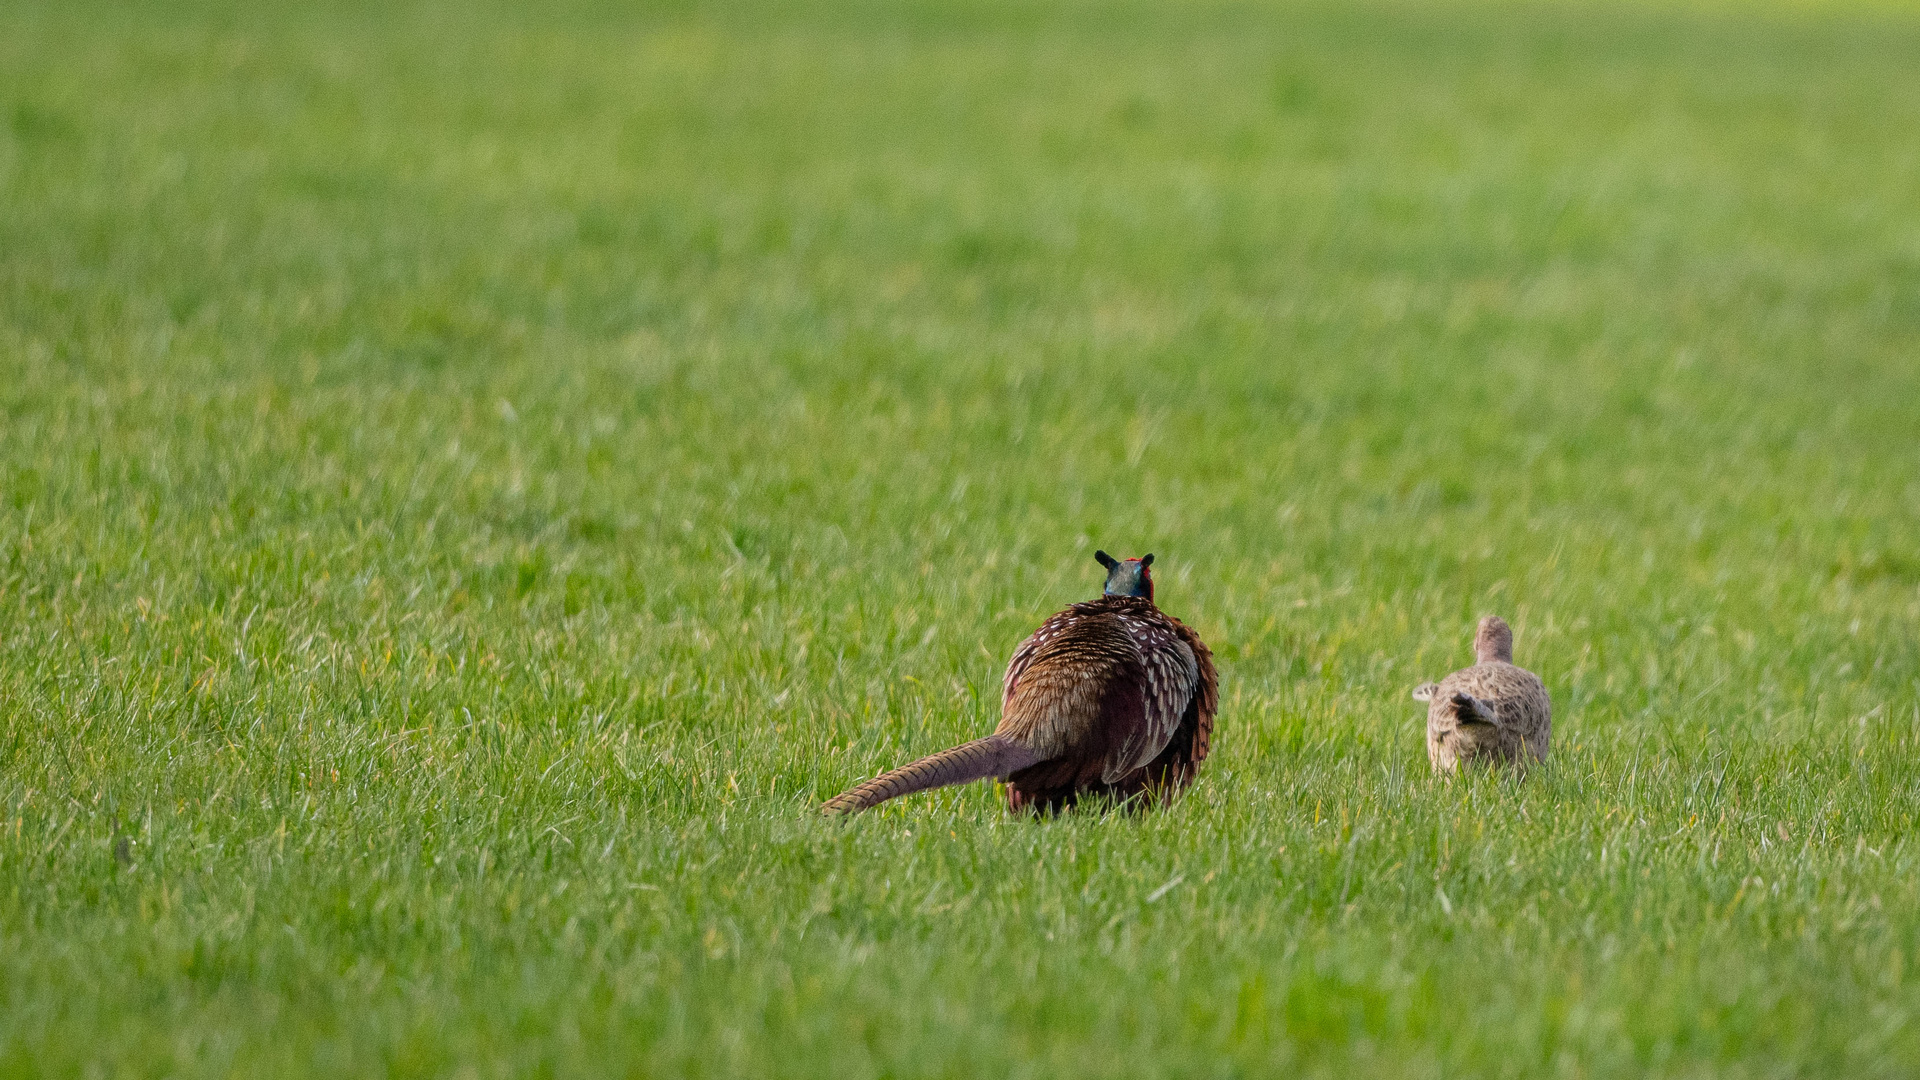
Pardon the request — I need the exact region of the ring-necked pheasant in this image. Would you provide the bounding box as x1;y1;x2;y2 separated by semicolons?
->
821;551;1218;815
1411;615;1551;774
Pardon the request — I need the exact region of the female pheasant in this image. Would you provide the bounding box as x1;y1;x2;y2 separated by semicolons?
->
821;551;1218;815
1411;615;1551;774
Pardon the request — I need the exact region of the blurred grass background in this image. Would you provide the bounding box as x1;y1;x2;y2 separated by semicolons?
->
4;0;1920;1075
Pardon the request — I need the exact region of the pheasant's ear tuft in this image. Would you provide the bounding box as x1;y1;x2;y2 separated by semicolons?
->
1140;553;1154;567
1095;550;1118;570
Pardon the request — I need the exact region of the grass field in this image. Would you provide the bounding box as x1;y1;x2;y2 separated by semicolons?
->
5;0;1920;1074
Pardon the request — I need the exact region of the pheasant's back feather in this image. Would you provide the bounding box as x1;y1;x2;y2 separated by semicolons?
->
1424;659;1551;772
999;595;1216;813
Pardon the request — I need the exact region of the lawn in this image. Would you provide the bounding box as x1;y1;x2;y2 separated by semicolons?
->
4;0;1920;1074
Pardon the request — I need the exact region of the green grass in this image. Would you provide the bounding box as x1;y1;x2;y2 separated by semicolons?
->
4;0;1920;1074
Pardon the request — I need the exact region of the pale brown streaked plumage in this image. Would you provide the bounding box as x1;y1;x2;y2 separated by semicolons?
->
820;552;1217;816
1411;615;1551;774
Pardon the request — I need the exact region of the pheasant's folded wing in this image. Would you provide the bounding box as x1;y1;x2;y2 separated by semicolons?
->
1113;617;1216;799
1103;611;1199;783
1167;616;1217;767
997;619;1143;789
1002;607;1080;710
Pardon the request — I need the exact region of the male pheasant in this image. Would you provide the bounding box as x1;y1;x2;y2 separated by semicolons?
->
821;551;1218;815
1411;615;1551;774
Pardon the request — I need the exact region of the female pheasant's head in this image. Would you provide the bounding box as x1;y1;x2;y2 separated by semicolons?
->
1095;550;1154;601
1474;615;1514;663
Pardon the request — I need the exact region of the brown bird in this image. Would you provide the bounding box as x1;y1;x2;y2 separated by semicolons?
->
1411;615;1551;774
821;551;1218;815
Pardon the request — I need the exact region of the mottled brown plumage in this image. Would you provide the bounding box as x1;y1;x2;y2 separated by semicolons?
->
821;552;1218;816
1412;615;1551;774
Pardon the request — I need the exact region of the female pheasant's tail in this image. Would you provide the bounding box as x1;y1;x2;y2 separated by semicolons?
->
821;735;1039;815
1450;692;1498;725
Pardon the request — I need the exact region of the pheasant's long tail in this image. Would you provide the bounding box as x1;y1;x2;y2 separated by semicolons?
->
821;735;1040;815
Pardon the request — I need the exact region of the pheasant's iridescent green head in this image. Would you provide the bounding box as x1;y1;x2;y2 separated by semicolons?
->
1095;550;1154;601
